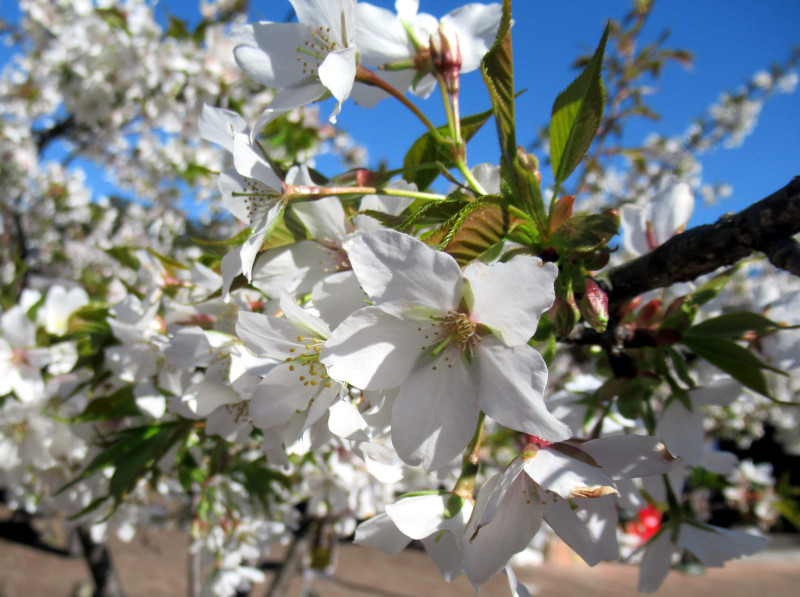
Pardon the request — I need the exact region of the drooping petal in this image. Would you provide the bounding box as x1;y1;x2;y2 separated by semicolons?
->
580;434;678;479
385;494;451;540
318;46;357;122
421;531;464;582
523;448;615;499
391;351;478;469
476;339;571;442
345;229;462;311
464;256;557;346
638;531;676;594
353;513;412;555
676;524;767;567
656;399;704;467
542;494;618;566
464;471;542;587
199;104;248;153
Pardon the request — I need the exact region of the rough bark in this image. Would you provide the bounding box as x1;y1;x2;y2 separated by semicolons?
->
604;176;800;314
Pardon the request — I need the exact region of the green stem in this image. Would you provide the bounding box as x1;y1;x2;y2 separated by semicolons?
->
286;184;446;203
452;411;486;500
355;65;443;142
455;161;487;195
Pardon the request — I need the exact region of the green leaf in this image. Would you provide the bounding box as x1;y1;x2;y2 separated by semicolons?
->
549;24;609;184
105;246;141;271
74;386;142;422
685;312;783;340
425;197;509;265
166;15;190;39
549;213;618;253
480;0;515;169
95;7;130;35
59;421;191;515
402;108;493;189
687;266;739;307
234;456;292;512
682;336;781;398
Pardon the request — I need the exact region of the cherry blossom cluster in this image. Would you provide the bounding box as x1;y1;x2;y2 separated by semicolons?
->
1;1;799;596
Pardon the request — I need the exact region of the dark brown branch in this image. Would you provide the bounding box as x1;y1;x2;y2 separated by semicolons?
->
605;176;800;314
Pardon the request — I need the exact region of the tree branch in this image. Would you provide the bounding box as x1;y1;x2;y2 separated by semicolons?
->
604;176;800;314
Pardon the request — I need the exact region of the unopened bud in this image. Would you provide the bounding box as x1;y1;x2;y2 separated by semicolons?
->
430;23;462;94
580;277;609;332
516;147;542;183
549;196;575;233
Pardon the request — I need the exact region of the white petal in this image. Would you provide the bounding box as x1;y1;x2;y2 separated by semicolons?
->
421;531;464;582
656;399;704;467
638;531;675;593
232;134;283;190
391;352;479;469
346;229;462;311
476;340;572;442
688;377;742;406
232;22;310;88
321;306;426;390
318;46;357;105
440;3;503;73
292;196;347;241
252;240;339;298
327;400;370;441
355;3;412;65
464;472;542;587
542;495;616;566
464;256;557;346
236;311;303;360
311;271;366;328
248;364;317;428
677;524;767;567
523;448;615;499
580;434;678;479
279;290;330;338
199;104;248;152
385;494;450;540
620;203;650;256
353;513;411;555
649;182;694;244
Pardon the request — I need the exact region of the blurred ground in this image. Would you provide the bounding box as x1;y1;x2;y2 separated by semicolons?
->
1;516;799;597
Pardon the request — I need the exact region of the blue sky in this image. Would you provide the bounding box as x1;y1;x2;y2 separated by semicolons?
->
1;0;798;228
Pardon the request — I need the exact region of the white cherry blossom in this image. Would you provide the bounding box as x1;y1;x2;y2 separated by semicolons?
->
322;229;569;469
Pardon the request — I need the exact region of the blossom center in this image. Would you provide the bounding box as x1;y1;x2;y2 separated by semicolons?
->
285;335;333;390
296;24;340;78
419;310;480;360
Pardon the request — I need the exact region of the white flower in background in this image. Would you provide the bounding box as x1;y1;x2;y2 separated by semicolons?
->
0;305;77;403
236;291;345;437
322;229;569;470
355;493;473;581
38;285;90;336
638;523;767;593
462;435;675;588
621;182;694;256
232;0;357;124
